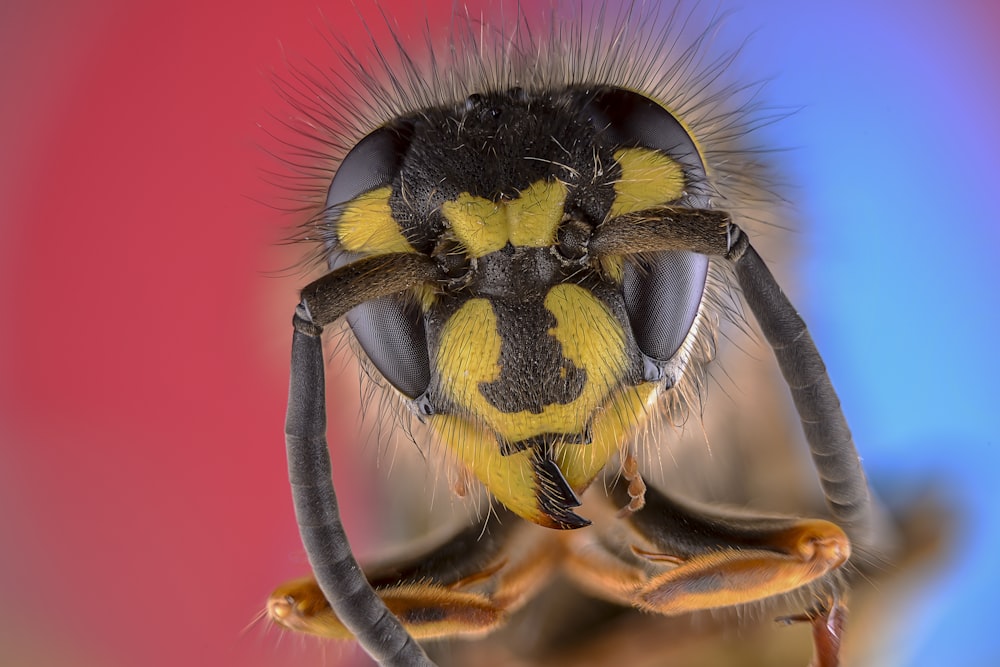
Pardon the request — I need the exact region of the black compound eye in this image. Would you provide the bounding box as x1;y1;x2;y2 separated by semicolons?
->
327;121;431;402
580;86;708;206
623;252;708;367
343;292;431;400
581;87;711;371
326;122;415;217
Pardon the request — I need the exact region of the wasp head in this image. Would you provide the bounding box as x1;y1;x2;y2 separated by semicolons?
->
323;86;715;529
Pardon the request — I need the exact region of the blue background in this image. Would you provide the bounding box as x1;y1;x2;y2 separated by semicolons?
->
727;3;999;666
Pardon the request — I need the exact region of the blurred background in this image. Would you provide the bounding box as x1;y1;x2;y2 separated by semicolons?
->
1;1;997;666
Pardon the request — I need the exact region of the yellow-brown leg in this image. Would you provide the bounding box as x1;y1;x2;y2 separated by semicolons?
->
268;510;557;641
632;519;847;615
563;482;851;663
268;576;506;640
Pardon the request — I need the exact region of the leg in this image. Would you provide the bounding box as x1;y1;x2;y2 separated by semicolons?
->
779;598;848;667
566;482;849;612
269;510;556;640
586;207;877;665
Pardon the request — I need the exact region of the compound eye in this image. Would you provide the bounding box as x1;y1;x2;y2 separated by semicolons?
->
325;121;415;215
582;87;711;370
341;288;431;401
623;252;708;367
581;86;708;206
327;121;431;402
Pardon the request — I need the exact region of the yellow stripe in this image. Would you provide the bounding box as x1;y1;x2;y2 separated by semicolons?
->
610;147;685;217
441;180;567;258
507;180;566;247
336;187;415;254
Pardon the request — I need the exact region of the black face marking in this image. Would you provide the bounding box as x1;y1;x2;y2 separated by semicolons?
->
478;296;587;414
501;429;593;456
470;245;560;298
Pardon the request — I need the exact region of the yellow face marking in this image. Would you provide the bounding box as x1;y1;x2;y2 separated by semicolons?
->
434;414;544;524
435;285;628;443
507;179;567;247
544;284;629;416
431;284;648;527
441;180;567;257
336;186;415;254
555;382;660;491
431;382;661;527
435;297;504;411
440;196;506;258
610;147;685;217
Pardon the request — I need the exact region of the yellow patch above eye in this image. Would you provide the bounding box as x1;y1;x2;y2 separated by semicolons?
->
336;186;415;254
610;147;685;217
441;180;567;257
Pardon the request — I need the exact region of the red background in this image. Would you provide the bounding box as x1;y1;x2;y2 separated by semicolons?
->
0;1;442;665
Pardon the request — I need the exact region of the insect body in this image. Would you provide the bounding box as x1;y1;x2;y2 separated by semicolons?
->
270;7;875;666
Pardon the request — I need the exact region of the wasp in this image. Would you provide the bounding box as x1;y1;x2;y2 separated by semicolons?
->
266;4;877;665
